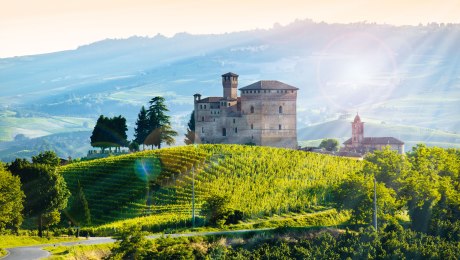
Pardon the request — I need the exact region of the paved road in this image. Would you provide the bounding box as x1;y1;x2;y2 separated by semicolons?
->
3;228;273;260
3;237;115;260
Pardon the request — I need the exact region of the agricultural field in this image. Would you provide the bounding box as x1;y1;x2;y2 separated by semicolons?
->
58;144;362;233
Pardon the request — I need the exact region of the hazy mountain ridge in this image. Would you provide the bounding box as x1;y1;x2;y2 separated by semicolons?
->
0;20;459;160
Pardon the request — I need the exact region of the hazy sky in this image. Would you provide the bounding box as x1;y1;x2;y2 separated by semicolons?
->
1;0;459;58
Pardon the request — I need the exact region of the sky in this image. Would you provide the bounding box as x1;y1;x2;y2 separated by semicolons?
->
1;0;460;58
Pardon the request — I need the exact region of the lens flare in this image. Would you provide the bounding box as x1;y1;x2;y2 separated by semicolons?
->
316;32;399;111
134;157;162;182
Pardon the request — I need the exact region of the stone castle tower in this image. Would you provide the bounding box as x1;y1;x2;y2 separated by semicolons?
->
193;72;298;149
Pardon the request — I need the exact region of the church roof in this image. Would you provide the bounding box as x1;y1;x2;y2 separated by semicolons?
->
239;80;299;90
222;72;239;77
353;114;362;123
343;137;404;145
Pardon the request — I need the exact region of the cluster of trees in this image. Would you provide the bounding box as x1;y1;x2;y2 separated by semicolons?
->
90;96;178;152
134;96;178;149
1;151;70;236
90;115;128;152
335;144;460;240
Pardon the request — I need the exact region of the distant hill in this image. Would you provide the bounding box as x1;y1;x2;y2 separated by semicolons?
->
1;20;459;158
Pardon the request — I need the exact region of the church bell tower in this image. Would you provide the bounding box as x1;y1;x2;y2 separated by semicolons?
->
351;114;364;146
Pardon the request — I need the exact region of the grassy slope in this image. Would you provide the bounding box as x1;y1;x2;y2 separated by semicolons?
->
59;144;362;232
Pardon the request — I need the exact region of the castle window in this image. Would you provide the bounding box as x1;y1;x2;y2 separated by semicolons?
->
235;127;238;133
258;90;260;93
251;124;253;129
250;106;254;113
202;116;204;121
264;90;266;93
279;106;283;114
277;90;279;93
222;128;226;136
291;90;294;93
279;124;282;130
202;127;204;133
233;119;235;124
204;105;207;109
200;105;202;109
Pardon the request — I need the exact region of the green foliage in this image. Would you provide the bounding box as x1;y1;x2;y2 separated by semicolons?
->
319;138;339;151
144;96;178;148
201;195;233;227
0;165;24;232
108;225;153;260
32;150;60;167
134;106;150;148
184;111;195;145
129;141;140;152
90;115;128;152
8;154;70;237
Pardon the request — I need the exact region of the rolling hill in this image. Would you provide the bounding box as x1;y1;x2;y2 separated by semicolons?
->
58;144;362;231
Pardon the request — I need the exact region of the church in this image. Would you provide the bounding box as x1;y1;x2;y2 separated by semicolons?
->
193;72;298;149
343;114;405;154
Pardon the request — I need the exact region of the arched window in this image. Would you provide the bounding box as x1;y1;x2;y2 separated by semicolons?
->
250;106;254;113
279;106;283;114
222;128;226;136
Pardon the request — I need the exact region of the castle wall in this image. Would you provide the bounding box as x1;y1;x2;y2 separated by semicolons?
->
194;75;298;149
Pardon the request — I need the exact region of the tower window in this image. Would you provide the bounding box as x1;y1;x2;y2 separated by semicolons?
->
235;127;238;133
200;105;202;109
222;128;226;136
204;105;207;109
202;116;204;121
279;124;282;130
202;127;204;133
250;106;254;113
279;106;283;114
251;124;253;130
233;119;236;124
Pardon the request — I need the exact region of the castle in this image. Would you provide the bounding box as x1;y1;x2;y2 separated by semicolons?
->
193;72;298;149
342;114;405;154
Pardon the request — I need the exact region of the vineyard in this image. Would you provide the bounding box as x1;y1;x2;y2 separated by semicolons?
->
59;144;363;228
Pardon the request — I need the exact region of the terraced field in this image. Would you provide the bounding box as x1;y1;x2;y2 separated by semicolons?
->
59;144;363;229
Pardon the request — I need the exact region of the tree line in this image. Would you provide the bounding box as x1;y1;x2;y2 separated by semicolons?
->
90;96;178;152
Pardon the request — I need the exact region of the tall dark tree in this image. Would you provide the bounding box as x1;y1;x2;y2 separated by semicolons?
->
134;106;150;150
90;115;128;152
144;97;178;149
184;111;195;145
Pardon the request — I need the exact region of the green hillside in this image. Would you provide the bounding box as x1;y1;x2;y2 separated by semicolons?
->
59;144;362;229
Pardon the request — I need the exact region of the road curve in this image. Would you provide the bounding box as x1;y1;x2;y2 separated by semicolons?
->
3;228;274;260
3;237;115;260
